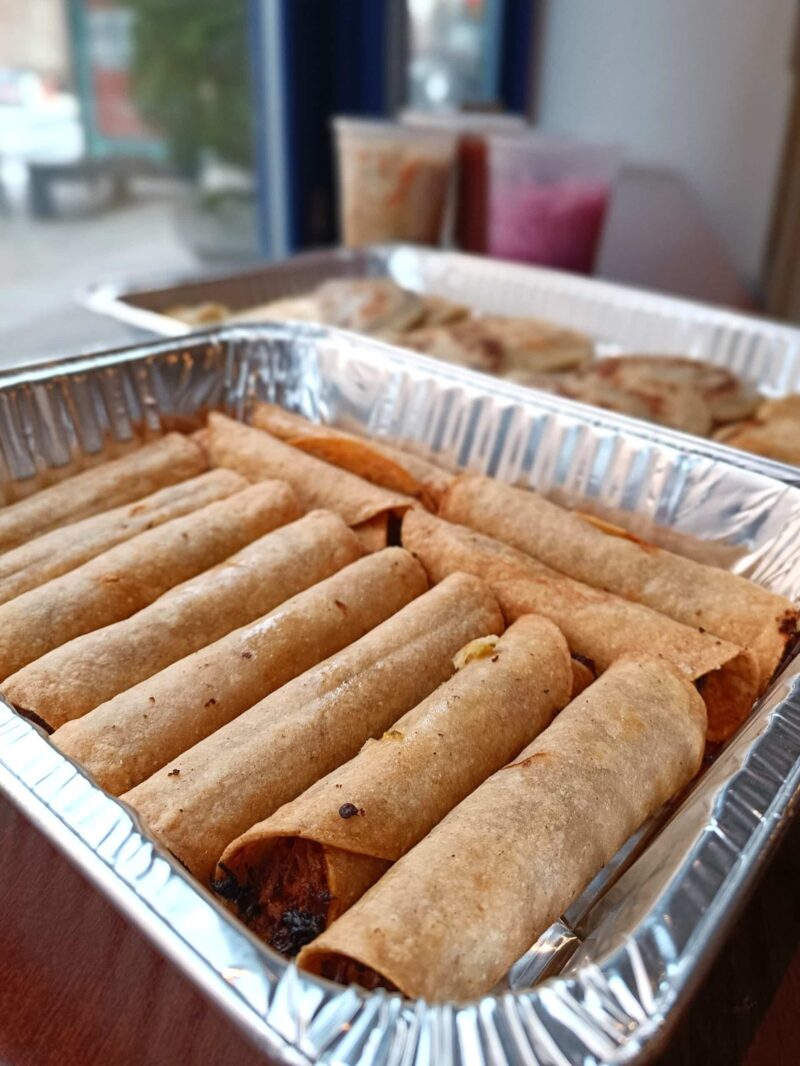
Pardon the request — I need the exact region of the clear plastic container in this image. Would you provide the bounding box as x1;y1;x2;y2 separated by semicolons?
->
333;117;457;247
400;112;528;253
487;134;622;273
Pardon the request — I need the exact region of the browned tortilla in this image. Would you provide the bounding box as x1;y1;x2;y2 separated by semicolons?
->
402;509;758;742
570;655;596;695
7;509;363;730
714;417;800;467
216;616;573;953
439;474;795;689
0;469;245;606
0;436;148;506
53;547;421;793
124;571;502;882
207;412;414;526
351;513;389;552
0;481;295;680
251;403;453;510
0;432;207;552
298;655;706;1000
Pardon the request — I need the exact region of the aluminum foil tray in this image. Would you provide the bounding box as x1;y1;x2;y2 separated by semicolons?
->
82;244;800;401
1;325;800;1066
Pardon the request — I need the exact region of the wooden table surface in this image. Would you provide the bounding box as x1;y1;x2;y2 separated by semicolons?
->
0;793;798;1066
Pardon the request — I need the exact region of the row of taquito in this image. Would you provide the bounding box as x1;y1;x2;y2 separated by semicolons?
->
2;409;793;715
0;413;783;789
188;416;786;995
0;431;208;551
297;654;706;1000
249;403;796;695
28;502;736;897
0;414;779;855
0;410;427;707
0;410;424;693
120;599;700;1000
202;514;730;993
0;412;791;1001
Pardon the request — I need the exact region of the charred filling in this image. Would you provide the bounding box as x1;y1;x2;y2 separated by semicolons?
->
14;705;53;735
318;953;398;993
214;839;332;957
387;513;403;546
212;862;259;919
776;613;800;673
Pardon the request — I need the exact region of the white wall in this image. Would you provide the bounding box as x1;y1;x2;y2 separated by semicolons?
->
532;0;797;287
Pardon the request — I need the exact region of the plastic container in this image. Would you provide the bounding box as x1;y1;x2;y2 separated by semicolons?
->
333;117;456;247
401;111;528;253
487;134;622;273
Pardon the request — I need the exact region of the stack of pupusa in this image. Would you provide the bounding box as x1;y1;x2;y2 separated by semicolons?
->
713;395;800;466
513;354;761;436
171;278;800;459
215;277;595;376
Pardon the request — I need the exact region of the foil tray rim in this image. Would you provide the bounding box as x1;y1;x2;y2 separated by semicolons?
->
0;323;799;1066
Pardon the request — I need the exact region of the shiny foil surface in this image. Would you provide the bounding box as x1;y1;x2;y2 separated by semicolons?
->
0;325;799;1066
83;244;800;401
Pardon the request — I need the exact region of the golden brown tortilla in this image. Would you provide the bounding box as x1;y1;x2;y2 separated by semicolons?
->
390;315;592;376
216;615;573;952
0;469;245;606
755;395;800;422
54;547;423;794
581;355;760;425
124;571;502;882
251;403;453;510
299;655;706;1000
6;509;364;730
314;278;426;334
207;413;414;526
402;508;759;742
0;432;207;552
714;417;800;467
439;475;795;689
0;481;295;680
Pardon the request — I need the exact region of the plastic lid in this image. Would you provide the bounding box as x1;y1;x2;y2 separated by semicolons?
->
332;116;450;141
487;130;622;156
400;109;528;134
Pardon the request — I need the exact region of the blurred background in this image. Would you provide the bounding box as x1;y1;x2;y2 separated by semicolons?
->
0;0;798;362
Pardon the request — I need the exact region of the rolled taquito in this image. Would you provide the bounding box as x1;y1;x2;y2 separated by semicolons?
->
0;469;245;606
54;547;421;793
570;654;596;695
9;509;358;729
299;655;707;1001
402;510;758;742
207;412;414;528
439;474;796;689
216;615;572;953
0;480;296;680
125;571;502;882
0;437;144;506
350;512;389;553
252;403;453;510
0;432;207;552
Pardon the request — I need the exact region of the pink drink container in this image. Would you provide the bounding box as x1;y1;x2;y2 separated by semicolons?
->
487;134;621;273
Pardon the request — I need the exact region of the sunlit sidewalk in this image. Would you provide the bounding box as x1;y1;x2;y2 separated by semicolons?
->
0;178;200;365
